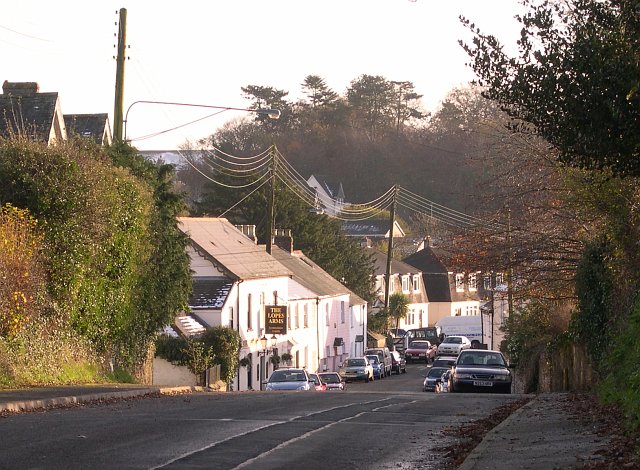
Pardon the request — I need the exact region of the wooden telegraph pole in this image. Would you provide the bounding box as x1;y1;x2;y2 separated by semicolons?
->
113;8;127;142
384;185;398;308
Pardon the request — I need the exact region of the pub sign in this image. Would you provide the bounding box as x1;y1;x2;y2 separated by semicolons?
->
265;305;287;335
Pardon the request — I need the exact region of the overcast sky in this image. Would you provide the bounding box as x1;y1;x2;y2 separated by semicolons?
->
3;0;525;150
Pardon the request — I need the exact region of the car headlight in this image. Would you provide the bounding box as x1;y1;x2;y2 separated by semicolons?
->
455;373;473;379
265;383;273;391
494;374;511;381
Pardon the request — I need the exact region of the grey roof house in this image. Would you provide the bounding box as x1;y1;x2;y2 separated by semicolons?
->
0;81;66;144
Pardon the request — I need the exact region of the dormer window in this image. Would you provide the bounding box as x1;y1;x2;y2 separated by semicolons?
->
469;272;478;291
455;273;465;292
412;275;420;292
401;275;410;293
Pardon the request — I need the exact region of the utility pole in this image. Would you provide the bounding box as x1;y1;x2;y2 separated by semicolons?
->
266;146;276;255
113;8;127;142
384;185;398;308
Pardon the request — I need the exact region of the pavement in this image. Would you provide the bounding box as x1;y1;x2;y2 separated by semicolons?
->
0;387;611;469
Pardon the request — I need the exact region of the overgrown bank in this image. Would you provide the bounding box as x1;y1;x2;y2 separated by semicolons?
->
0;139;191;386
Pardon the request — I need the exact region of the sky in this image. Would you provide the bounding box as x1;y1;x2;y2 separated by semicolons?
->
3;1;526;150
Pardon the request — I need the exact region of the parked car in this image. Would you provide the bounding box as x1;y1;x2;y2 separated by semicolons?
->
318;372;346;391
436;335;472;356
364;347;392;376
450;350;513;393
405;340;437;363
423;366;450;392
265;368;316;391
309;373;327;391
390;350;406;374
436;370;451;393
366;354;385;379
338;357;374;383
431;355;458;368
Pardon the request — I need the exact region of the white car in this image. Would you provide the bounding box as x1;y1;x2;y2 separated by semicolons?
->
437;335;472;356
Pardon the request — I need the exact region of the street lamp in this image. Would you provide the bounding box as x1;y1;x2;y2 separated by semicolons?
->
122;100;281;142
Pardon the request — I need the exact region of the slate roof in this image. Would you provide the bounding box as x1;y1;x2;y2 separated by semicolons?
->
189;277;233;309
366;247;420;276
64;113;111;145
178;217;292;281
403;246;452;302
0;82;61;142
271;247;366;305
342;220;405;238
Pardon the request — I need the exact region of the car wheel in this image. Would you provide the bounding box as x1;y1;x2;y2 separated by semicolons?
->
402;367;406;373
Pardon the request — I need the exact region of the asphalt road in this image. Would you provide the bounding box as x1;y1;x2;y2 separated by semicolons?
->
0;364;521;470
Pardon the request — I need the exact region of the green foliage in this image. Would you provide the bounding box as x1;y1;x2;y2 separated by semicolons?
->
368;308;390;335
572;238;614;365
599;295;640;430
155;335;189;365
0;317;104;387
0;138;191;379
199;327;241;386
182;340;216;376
501;299;556;367
388;292;410;331
461;0;640;176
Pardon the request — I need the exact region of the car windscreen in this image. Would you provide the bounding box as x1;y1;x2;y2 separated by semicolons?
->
319;374;340;383
458;353;506;366
427;367;448;377
443;337;462;344
366;355;380;363
270;371;307;382
346;359;366;367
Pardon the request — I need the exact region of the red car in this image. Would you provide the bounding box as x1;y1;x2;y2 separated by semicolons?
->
309;373;327;391
404;340;437;364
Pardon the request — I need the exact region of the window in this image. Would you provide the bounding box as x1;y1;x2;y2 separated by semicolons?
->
455;273;465;292
303;304;309;328
287;304;292;330
325;345;331;358
229;307;234;329
495;272;504;286
325;303;330;326
247;293;252;330
341;301;345;324
484;274;492;290
402;276;410;293
469;273;477;291
295;304;300;329
350;306;354;328
413;275;420;292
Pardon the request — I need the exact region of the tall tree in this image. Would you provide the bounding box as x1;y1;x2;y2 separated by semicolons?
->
461;0;640;177
388;292;410;332
347;75;396;140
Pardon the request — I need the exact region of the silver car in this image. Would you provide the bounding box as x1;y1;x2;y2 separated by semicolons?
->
265;368;316;391
338;357;374;383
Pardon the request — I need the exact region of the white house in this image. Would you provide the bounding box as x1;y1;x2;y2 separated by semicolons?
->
177;217;293;391
306;174;345;216
367;247;429;332
271;245;367;374
172;218;368;391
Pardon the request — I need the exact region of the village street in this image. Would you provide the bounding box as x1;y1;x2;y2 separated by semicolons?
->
0;363;522;470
